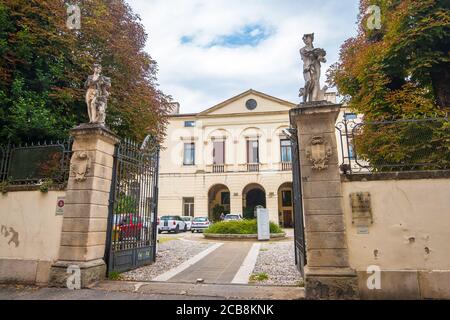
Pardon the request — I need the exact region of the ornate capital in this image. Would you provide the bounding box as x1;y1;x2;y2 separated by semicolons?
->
306;136;332;170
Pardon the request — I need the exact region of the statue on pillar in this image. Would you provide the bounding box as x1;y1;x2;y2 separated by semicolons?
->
85;63;111;125
299;33;328;103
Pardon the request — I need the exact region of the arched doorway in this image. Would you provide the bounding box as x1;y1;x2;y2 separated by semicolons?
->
242;184;266;219
278;182;294;228
208;184;230;222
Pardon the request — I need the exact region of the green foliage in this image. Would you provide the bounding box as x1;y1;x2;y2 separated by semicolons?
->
0;0;171;144
211;204;228;222
243;207;255;219
39;178;54;193
329;0;449;167
0;180;9;194
108;271;123;281
249;273;269;282
329;0;449;116
355;119;450;170
205;219;283;235
116;195;137;214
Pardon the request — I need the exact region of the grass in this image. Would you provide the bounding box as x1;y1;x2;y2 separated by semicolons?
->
204;219;283;235
158;237;179;244
108;271;123;281
249;272;269;282
297;279;305;287
260;248;269;252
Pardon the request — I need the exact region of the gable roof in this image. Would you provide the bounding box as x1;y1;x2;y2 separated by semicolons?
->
196;89;297;116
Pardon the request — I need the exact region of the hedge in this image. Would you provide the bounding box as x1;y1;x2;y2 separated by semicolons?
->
204;219;283;235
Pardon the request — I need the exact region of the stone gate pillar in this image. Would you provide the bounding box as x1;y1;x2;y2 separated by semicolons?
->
290;102;359;300
49;124;119;288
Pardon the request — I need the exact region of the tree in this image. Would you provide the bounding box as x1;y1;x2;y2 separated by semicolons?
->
0;0;172;144
328;0;449;170
328;0;449;117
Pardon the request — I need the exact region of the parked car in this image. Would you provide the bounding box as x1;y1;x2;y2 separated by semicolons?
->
181;216;194;231
191;217;211;233
114;214;146;241
223;214;243;221
158;215;187;234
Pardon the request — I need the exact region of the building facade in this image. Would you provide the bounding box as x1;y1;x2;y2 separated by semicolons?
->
158;89;302;226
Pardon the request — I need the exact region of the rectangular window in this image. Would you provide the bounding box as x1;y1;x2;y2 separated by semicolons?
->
247;140;259;163
184;121;196;127
344;113;357;120
213;141;225;165
183;197;195;217
183;143;195;165
280;139;292;163
281;190;292;207
221;192;230;205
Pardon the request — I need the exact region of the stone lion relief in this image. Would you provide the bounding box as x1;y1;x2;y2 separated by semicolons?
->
70;152;91;182
306;136;332;170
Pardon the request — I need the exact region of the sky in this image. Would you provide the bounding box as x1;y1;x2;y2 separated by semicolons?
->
127;0;360;114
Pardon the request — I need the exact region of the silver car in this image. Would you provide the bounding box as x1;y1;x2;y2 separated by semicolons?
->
224;214;243;221
191;217;211;233
181;216;193;231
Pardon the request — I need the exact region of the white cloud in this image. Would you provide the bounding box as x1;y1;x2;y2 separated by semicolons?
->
127;0;359;113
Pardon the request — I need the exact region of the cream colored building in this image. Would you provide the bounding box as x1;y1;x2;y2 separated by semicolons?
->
159;89;339;226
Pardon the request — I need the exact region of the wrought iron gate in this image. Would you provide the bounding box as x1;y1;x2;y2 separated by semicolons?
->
105;138;160;273
286;125;307;277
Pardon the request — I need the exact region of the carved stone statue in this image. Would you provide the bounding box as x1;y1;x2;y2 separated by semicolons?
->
299;33;329;103
85;64;111;125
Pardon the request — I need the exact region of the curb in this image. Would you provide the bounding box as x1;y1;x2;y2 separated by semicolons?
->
203;233;287;241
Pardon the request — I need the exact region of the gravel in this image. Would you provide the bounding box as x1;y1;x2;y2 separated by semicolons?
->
121;238;213;282
251;241;302;286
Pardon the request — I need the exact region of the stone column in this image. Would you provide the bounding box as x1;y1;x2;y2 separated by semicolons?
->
230;193;242;215
266;193;279;224
290;102;359;300
49;124;119;288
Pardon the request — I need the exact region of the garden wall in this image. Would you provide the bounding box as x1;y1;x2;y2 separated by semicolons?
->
342;172;450;299
0;189;65;285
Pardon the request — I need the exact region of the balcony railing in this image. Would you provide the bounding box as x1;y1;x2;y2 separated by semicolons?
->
204;163;291;173
247;163;260;172
281;162;292;171
212;164;225;173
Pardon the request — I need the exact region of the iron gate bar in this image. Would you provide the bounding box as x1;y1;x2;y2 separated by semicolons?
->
106;137;160;274
288;109;307;278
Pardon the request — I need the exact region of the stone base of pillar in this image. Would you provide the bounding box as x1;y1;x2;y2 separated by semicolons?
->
49;259;106;288
305;266;360;300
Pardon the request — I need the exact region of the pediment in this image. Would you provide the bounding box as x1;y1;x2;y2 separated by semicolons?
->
197;89;296;116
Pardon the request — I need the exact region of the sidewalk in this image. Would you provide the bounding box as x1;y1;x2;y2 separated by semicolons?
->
169;242;253;284
0;282;305;300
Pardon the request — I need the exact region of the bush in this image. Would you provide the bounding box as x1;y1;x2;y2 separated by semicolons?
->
204;219;283;235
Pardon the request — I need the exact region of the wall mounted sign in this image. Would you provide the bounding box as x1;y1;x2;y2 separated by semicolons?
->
55;196;66;216
350;192;373;231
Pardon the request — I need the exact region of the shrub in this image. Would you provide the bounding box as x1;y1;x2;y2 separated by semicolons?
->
204;219;283;235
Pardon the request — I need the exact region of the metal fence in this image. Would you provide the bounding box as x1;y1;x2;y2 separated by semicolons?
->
0;139;72;186
336;116;450;174
106;137;160;273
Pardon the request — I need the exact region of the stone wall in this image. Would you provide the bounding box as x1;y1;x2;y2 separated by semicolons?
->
0;190;65;285
342;173;450;299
